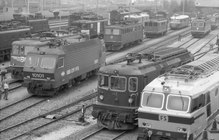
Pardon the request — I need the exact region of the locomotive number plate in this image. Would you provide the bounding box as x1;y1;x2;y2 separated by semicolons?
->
159;114;168;122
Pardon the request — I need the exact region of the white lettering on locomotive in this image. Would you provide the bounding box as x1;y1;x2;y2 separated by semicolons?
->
32;73;45;78
67;66;80;75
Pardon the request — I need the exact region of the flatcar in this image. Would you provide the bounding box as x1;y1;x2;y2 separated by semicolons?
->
92;47;194;130
169;14;190;30
0;25;31;62
191;16;211;38
23;37;106;96
138;53;219;140
104;22;143;51
9;30;79;80
144;11;168;38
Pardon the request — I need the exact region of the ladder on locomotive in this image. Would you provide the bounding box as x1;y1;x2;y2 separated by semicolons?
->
167;56;219;80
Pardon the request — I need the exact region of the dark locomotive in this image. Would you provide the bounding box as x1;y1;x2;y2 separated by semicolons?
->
104;22;144;51
23;37;106;96
92;47;194;130
191;16;211;38
144;11;168;37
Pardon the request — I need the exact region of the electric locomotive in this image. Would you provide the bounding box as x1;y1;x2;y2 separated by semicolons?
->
208;13;219;30
104;22;144;51
23;37;106;96
92;47;194;130
144;11;168;38
138;53;219;140
9;30;78;80
169;14;190;30
191;16;211;38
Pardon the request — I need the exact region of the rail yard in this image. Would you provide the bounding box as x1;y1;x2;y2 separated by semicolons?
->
1;0;219;140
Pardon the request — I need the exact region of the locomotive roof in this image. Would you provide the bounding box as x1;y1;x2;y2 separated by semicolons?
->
100;47;190;75
73;19;107;23
170;15;189;19
0;27;30;34
12;39;49;46
144;53;219;97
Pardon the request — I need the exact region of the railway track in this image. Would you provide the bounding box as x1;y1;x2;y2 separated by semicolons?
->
1;28;218;140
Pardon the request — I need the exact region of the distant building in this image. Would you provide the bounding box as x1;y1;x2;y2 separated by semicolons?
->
195;0;219;8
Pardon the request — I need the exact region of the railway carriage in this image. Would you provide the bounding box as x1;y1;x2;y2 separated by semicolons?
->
191;17;211;38
138;53;219;140
92;47;194;130
23;37;106;96
169;15;190;30
144;12;168;38
124;13;149;24
208;13;219;30
104;22;144;51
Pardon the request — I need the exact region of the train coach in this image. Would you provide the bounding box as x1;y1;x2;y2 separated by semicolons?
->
23;37;106;96
144;11;168;38
169;14;190;30
104;22;143;51
208;13;219;30
191;16;211;38
92;47;194;130
138;53;219;140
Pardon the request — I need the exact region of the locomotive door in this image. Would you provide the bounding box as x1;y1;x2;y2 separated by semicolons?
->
205;92;211;118
143;76;148;86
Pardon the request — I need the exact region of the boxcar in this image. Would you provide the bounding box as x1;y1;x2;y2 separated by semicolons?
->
92;47;194;130
104;22;143;51
23;38;106;96
170;14;190;30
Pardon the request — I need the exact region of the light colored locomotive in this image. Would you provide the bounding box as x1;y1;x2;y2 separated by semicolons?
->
138;53;219;140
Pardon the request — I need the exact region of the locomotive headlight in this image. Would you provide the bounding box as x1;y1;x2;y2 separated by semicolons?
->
99;95;104;100
128;97;133;104
142;122;151;128
47;77;51;80
26;76;30;79
177;127;187;133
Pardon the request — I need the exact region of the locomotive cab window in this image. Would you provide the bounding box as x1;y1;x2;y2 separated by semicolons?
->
129;77;138;92
110;76;126;92
98;74;109;89
25;55;39;67
12;45;19;55
57;57;64;68
40;57;56;69
166;94;191;112
142;92;164;109
105;29;111;35
113;29;120;35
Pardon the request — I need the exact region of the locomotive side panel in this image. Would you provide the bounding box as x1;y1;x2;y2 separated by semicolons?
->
55;39;104;86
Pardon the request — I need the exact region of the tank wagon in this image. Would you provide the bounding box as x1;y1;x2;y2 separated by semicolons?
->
138;53;219;140
169;14;190;30
0;24;31;62
144;11;168;37
191;16;211;38
92;47;194;130
104;22;143;51
23;38;106;96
